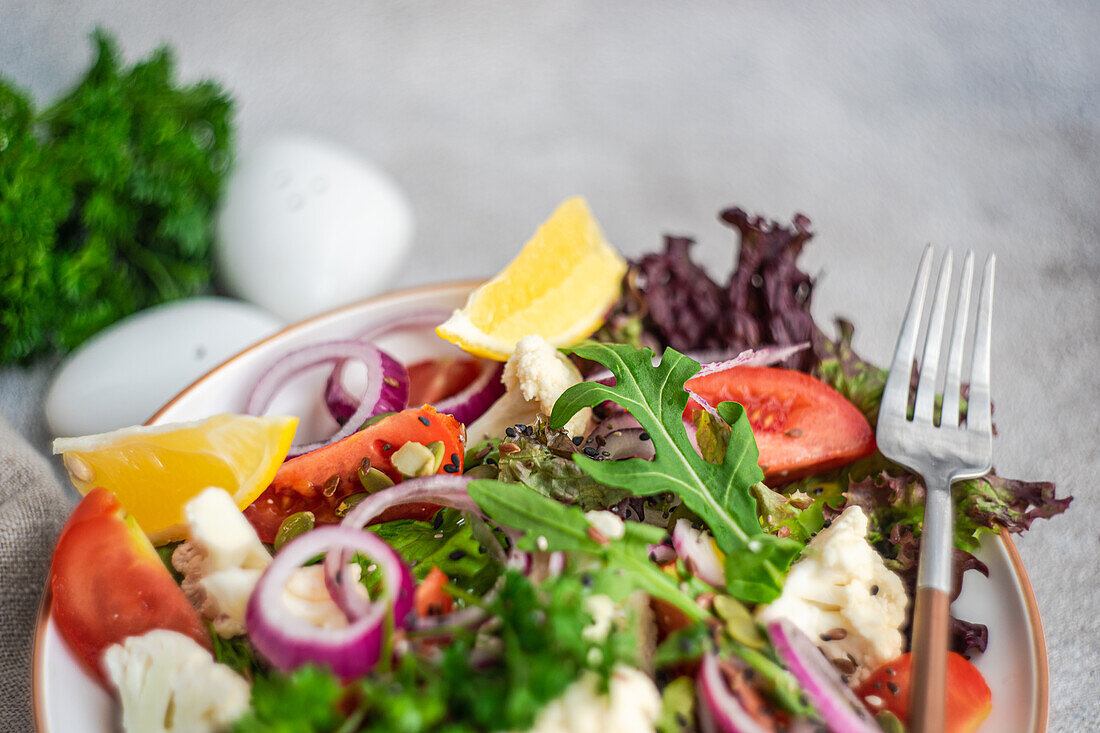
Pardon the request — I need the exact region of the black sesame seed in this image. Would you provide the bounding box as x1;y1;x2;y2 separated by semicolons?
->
382;443;392;451
871;584;880;596
813;486;824;495
418;416;431;426
822;518;833;528
450;453;460;466
448;549;467;561
486;458;497;466
571;436;583;446
873;682;883;690
887;682;900;695
443;463;459;473
432;512;445;529
639;431;650;441
583;446;598;457
505;427;517;438
675;713;687;727
885;666;896;676
581;573;593;587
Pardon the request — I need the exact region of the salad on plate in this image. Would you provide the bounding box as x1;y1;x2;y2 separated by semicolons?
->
48;198;1071;733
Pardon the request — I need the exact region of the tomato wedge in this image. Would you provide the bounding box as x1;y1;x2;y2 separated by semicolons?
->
856;652;992;733
407;358;482;406
684;366;874;482
244;406;466;543
50;488;210;684
415;566;455;618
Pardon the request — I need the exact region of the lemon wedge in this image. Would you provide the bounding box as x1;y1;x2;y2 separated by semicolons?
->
436;197;627;360
54;414;297;544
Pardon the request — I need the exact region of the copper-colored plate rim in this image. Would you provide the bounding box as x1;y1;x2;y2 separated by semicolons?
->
31;281;1050;732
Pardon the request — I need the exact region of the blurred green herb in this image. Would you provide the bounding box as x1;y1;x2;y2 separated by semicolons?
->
0;28;233;364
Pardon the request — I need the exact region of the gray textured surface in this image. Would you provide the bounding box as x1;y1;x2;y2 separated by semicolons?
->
1;1;1097;729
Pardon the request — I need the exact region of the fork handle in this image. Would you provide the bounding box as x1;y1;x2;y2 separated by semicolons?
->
908;586;951;732
909;481;954;732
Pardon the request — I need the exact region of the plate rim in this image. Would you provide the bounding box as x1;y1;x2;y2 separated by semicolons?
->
31;280;1049;732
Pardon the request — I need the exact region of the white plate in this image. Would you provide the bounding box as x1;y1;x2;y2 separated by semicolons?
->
33;281;1049;732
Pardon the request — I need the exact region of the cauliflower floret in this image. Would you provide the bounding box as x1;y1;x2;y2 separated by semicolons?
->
756;505;908;684
173;487;271;637
103;629;250;733
467;335;591;440
281;563;364;629
519;666;662;733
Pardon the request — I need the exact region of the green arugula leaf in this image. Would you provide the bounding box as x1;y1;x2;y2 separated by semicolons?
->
548;342;800;602
468;479;709;622
369;509;497;590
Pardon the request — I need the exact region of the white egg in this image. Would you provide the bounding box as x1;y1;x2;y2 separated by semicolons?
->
215;134;414;321
45;297;283;437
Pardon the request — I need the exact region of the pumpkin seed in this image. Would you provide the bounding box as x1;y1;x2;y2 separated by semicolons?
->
274;511;315;551
336;492;370;518
357;465;396;494
713;595;766;648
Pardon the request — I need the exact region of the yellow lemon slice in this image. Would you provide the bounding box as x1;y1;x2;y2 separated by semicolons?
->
54;413;298;544
436;197;627;360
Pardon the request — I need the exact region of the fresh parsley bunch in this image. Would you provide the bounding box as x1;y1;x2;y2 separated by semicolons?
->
0;29;233;364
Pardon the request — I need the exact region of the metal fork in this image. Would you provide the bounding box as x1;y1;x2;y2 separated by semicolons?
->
876;245;995;733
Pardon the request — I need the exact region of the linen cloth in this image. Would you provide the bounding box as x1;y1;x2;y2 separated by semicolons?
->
0;415;70;732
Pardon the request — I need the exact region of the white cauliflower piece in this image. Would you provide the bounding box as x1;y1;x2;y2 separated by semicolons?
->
173;487;271;637
281;563;364;629
519;666;661;733
103;629;250;733
756;505;908;684
467;335;590;440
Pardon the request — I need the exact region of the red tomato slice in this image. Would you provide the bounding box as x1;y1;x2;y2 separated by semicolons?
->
856;652;992;733
684;366;875;482
415;566;455;618
244;406;466;543
50;488;210;684
407;358;482;406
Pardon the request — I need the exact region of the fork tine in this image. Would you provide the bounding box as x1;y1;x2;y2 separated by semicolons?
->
942;251;974;428
882;245;935;418
914;251;954;423
966;254;996;434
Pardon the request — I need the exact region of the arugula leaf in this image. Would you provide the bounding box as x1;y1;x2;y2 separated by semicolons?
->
468;479;710;622
548;342;800;602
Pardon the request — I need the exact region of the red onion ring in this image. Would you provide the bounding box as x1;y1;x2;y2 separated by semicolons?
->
328;476;482;618
766;618;880;732
693;343;810;378
245;524;414;681
246;340;401;457
433;360;506;425
325;349;408;424
672;518;725;587
696;652;772;733
323;309;448;422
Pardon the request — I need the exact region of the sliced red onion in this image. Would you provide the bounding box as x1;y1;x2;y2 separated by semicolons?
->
328;476;481;618
589;425;655;461
325;349;408;424
694;343;811;378
766;618;880;733
585;343;810;390
672;518;726;587
247;340;402;457
245;524;414;681
648;543;678;565
433;359;506;425
696;652;772;733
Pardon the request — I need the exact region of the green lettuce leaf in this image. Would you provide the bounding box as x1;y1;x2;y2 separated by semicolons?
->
548;342;800;602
